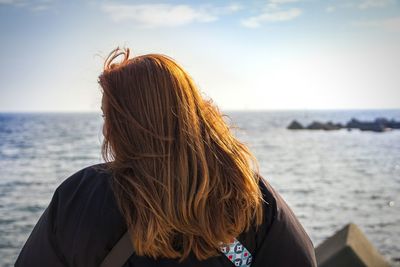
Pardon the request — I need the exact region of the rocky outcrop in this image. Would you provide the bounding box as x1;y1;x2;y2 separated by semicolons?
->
307;121;343;130
346;118;387;132
287;117;399;132
287;120;304;129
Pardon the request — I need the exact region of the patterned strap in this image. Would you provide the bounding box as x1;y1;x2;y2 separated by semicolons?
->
220;238;253;267
101;231;253;267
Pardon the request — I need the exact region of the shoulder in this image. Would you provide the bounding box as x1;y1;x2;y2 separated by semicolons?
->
53;163;115;216
16;163;126;267
53;162;124;230
53;163;126;266
56;163;111;193
53;163;118;211
253;174;317;267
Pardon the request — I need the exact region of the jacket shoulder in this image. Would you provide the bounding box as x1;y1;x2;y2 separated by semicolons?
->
56;163;111;192
53;163;126;266
252;174;317;267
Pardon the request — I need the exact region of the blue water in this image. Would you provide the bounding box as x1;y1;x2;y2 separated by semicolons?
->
1;110;399;266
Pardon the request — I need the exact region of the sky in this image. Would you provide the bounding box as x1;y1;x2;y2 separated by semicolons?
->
0;0;399;112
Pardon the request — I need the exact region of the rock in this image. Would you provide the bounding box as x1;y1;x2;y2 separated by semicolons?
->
326;121;343;130
358;122;387;132
346;118;362;129
306;121;342;130
375;118;400;129
315;223;390;267
346;118;389;132
287;120;304;129
375;118;389;125
307;121;326;130
387;119;400;129
288;117;400;132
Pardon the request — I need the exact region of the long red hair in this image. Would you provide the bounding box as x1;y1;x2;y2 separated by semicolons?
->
98;47;264;261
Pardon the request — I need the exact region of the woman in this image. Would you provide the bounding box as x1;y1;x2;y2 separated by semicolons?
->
16;47;317;267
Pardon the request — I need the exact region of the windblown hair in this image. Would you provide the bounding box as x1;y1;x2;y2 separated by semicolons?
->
98;47;264;262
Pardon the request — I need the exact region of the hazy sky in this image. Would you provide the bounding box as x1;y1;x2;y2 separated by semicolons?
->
0;0;399;111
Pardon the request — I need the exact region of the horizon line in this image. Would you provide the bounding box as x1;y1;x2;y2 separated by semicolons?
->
1;107;400;114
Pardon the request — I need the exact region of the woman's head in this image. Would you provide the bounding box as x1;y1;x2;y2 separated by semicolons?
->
98;47;264;261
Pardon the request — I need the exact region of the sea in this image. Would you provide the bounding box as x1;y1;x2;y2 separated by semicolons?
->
0;110;399;266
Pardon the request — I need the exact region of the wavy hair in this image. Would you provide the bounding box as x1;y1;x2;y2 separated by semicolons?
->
98;47;264;262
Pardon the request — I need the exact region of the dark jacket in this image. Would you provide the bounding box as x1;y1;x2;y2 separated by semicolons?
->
16;163;317;267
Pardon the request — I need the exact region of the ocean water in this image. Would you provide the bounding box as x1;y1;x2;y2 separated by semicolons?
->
0;110;399;266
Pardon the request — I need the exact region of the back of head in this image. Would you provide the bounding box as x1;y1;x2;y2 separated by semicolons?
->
98;47;264;262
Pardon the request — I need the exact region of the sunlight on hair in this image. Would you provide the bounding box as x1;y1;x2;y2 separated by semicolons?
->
97;47;265;262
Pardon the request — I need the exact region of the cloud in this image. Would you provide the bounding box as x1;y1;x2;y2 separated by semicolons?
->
269;0;300;3
325;6;336;13
323;0;394;14
217;3;243;13
0;0;53;11
241;8;302;28
262;0;301;10
100;3;242;28
358;0;394;9
0;0;27;6
0;0;15;4
353;17;400;32
240;0;302;28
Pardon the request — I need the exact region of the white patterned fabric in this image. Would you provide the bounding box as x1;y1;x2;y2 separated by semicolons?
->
220;238;253;267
